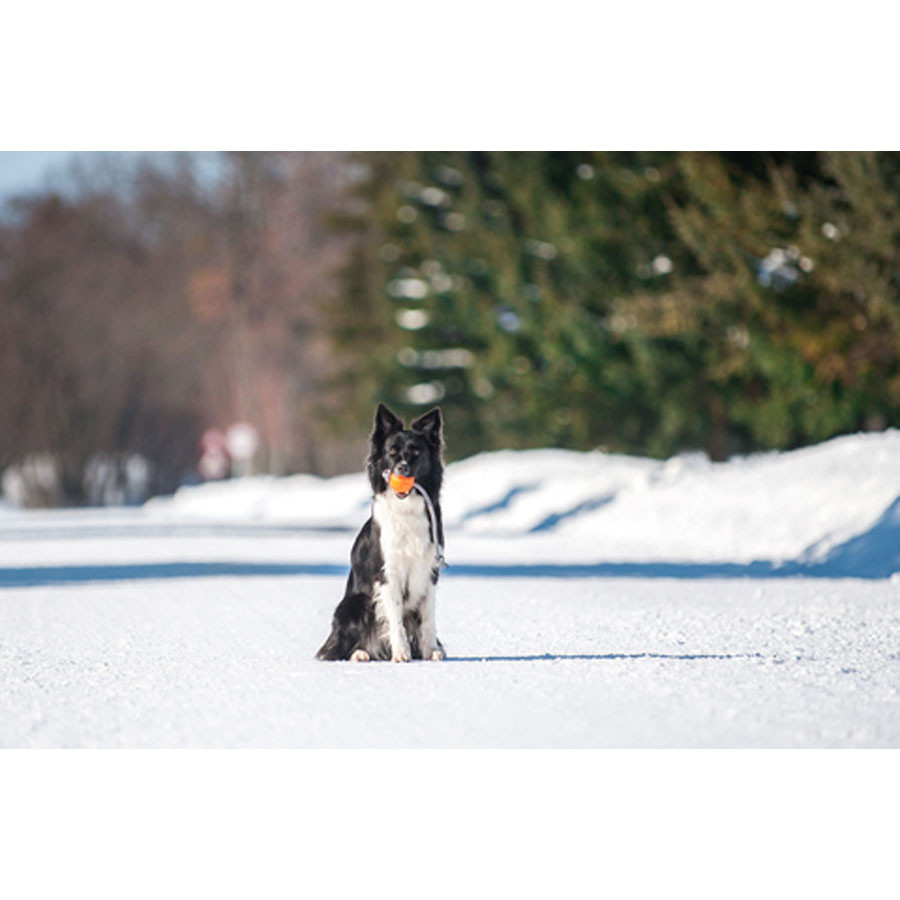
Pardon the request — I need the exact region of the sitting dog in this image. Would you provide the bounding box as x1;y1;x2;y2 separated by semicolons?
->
316;403;446;662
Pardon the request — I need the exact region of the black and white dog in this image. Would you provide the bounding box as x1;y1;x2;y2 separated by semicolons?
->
316;403;446;662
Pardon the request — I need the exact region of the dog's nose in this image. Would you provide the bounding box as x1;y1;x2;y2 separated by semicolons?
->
396;460;411;476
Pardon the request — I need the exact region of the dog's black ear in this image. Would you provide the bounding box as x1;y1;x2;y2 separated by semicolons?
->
410;407;442;447
372;403;403;444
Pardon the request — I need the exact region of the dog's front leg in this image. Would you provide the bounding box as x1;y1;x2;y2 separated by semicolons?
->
375;578;411;662
418;584;445;661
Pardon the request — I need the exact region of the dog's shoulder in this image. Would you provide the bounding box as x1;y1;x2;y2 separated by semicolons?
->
349;515;380;560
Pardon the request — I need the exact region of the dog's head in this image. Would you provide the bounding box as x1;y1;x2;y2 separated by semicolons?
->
367;403;443;499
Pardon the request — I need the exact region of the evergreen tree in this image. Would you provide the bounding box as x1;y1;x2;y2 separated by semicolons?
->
662;152;900;454
330;151;900;461
331;152;687;459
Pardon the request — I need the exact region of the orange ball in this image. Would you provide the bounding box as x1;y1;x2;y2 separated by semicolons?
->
389;473;415;495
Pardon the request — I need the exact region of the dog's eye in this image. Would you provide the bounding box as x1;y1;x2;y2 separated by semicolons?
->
389;448;399;457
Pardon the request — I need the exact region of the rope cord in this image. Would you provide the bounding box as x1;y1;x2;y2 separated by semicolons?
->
383;470;447;569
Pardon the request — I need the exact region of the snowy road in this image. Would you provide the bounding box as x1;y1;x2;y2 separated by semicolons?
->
1;509;898;748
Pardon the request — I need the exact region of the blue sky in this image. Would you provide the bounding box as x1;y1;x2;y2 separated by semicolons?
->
0;152;78;200
0;152;224;203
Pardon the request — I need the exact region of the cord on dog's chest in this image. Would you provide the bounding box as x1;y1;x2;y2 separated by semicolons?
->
414;480;448;570
382;469;447;569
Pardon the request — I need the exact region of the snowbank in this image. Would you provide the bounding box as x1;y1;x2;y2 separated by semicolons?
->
3;431;900;748
145;430;900;577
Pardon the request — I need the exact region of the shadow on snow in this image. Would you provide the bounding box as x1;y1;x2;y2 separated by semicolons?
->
446;652;764;662
0;562;349;588
0;558;889;588
1;496;898;587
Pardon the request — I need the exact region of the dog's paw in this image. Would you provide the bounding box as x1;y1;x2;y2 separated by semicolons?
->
390;634;411;662
350;649;371;662
430;648;446;661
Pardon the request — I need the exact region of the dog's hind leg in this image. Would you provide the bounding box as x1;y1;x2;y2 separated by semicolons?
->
315;592;374;661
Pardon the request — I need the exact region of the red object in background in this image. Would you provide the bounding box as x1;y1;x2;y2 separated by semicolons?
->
198;429;231;480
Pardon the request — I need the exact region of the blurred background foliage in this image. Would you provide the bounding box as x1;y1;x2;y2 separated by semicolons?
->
1;151;898;505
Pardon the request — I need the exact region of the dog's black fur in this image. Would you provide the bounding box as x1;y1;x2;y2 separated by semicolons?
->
316;403;446;662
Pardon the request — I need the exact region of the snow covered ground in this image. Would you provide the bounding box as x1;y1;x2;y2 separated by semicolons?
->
1;431;899;747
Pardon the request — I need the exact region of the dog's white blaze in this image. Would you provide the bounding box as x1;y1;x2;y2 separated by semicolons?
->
372;490;439;660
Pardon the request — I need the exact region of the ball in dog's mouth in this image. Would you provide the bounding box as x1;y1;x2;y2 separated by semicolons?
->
389;473;415;497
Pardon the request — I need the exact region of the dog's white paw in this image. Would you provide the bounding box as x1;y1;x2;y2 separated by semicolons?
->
430;648;446;661
390;634;411;662
350;649;370;662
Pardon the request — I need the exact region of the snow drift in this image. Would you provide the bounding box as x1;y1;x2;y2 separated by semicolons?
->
3;430;900;748
146;430;900;578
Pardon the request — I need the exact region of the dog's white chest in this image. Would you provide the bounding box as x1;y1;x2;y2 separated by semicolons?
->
373;492;434;600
